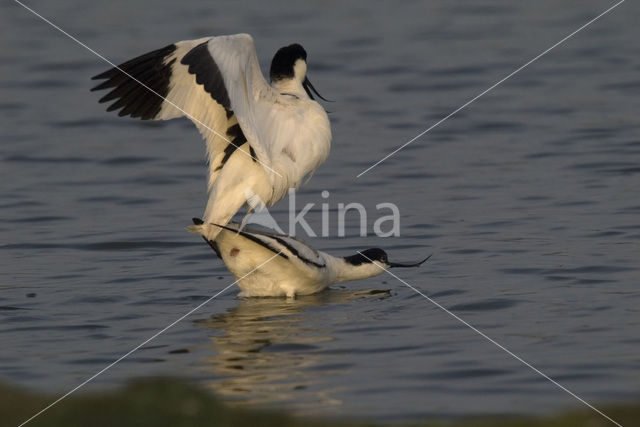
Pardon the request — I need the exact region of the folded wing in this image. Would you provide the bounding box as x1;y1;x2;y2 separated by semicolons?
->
237;224;326;269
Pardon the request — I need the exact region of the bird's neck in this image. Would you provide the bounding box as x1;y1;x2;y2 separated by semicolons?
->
272;78;307;99
325;255;385;283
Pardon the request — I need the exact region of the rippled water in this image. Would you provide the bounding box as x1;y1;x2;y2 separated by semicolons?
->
1;0;639;422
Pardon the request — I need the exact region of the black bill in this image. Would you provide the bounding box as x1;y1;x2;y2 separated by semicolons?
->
302;76;331;102
389;254;433;268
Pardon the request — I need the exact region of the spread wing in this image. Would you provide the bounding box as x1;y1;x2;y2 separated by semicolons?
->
91;35;256;188
91;34;331;191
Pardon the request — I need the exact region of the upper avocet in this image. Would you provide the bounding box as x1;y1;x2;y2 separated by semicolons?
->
191;219;430;298
91;34;331;241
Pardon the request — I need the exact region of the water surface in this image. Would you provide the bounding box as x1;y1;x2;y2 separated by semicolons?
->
1;0;639;421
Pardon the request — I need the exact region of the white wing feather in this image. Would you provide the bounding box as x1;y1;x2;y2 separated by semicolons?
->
155;38;250;188
206;35;331;195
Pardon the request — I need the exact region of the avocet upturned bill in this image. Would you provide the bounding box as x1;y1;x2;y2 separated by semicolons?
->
190;219;431;298
91;34;331;241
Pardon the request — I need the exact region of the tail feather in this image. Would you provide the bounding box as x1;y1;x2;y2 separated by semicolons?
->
187;217;205;234
187;217;223;241
190;218;221;258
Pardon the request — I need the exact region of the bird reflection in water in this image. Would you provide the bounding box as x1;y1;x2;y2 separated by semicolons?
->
194;288;391;415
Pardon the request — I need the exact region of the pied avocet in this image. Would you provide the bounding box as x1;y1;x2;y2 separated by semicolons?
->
191;219;430;298
91;34;331;241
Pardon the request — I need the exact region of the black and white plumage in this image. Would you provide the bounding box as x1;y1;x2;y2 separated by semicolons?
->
192;219;430;298
91;34;331;241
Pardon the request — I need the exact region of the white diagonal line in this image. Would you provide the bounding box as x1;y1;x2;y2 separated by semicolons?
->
356;0;625;178
356;252;623;427
18;251;282;427
13;0;282;178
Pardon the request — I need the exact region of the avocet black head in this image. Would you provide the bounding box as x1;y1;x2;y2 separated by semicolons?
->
334;248;431;283
269;43;329;101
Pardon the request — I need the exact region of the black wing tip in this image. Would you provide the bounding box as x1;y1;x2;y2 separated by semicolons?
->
91;71;109;81
90;43;177;118
90;79;113;93
211;222;237;233
191;218;229;231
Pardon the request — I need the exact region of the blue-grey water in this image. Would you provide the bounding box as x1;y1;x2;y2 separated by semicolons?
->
1;0;639;422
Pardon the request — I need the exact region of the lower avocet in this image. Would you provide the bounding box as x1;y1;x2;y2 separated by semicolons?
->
190;219;430;297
